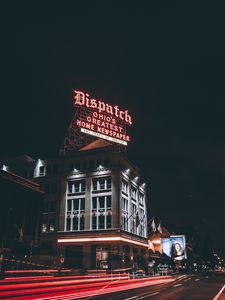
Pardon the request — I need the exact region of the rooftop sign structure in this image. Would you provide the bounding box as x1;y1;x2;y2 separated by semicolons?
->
74;90;132;146
61;90;133;156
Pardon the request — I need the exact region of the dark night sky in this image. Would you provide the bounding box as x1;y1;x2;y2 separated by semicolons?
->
1;1;225;253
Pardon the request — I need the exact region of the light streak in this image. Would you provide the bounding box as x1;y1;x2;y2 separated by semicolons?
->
57;236;149;248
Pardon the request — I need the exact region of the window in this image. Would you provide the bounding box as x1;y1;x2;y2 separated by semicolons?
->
131;187;137;200
139;208;145;237
92;196;112;230
99;215;105;229
42;218;55;233
122;214;128;231
80;216;85;230
107;196;111;208
139;193;144;205
131;203;136;214
67;199;72;211
92;215;97;229
80;199;85;210
68;180;85;194
39;166;45;176
131;218;137;234
66;216;71;231
122;197;128;231
73;217;79;230
93;177;111;191
122;180;128;194
49;219;55;232
74;199;79;210
99;196;105;208
92;197;97;209
42;224;47;233
65;198;85;231
123;198;128;212
107;215;111;229
131;204;138;234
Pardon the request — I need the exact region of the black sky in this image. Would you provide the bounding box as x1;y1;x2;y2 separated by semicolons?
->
1;1;225;253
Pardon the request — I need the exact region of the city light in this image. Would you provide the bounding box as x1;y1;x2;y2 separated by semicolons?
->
2;164;7;171
57;236;149;248
125;168;130;174
97;165;105;172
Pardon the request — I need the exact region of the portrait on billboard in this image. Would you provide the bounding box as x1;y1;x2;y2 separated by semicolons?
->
161;235;187;261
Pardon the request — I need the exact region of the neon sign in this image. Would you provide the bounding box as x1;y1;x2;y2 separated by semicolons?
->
74;90;132;146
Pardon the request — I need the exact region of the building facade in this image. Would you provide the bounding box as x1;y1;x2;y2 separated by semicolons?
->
32;139;148;270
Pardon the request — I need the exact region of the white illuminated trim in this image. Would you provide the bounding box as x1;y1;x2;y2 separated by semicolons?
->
81;128;127;146
57;236;149;248
2;165;7;171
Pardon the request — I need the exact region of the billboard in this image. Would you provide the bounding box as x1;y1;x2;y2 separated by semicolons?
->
161;235;187;261
74;90;132;146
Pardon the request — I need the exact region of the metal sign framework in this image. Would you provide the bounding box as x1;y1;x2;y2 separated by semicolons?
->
60;106;127;156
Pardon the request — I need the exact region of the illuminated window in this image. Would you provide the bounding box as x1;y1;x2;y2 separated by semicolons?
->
93;177;111;191
92;196;112;230
49;219;55;232
65;198;85;231
42;218;55;233
68;180;85;194
42;224;47;233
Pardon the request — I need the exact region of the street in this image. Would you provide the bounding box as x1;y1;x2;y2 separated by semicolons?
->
0;272;224;300
90;273;225;300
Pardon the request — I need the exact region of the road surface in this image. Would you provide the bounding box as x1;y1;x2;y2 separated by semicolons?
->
90;273;225;300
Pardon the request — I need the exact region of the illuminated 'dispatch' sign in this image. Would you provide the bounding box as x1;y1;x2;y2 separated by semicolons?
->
74;90;132;146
